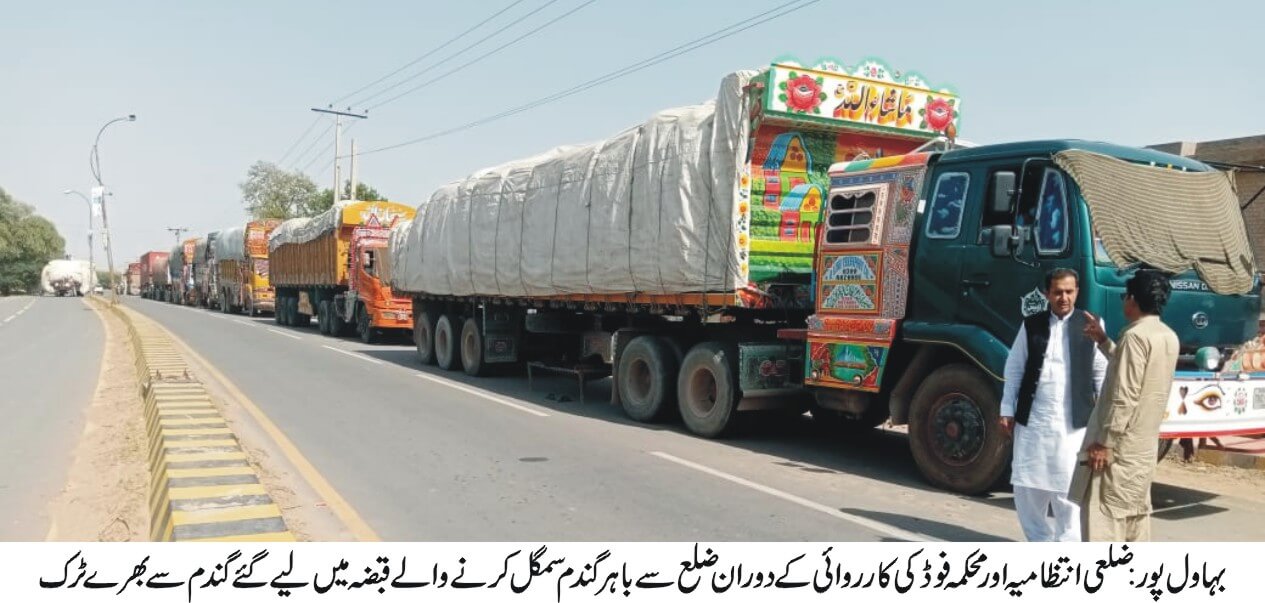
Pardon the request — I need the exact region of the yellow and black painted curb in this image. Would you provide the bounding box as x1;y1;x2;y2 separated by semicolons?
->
89;298;294;542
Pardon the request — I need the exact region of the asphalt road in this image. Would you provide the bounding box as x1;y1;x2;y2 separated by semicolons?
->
0;295;103;540
125;297;1265;542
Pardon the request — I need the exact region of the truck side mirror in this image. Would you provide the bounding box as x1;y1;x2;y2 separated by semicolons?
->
991;224;1015;257
991;171;1016;214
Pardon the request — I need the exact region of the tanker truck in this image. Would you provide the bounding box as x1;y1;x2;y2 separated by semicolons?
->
139;251;169;300
390;58;1265;494
214;219;281;315
40;259;95;297
270;200;416;343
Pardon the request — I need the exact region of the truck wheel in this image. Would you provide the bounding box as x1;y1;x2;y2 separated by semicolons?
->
414;311;437;365
434;314;462;371
354;304;376;344
275;297;286;325
460;317;486;377
908;363;1009;495
1157;438;1175;462
677;342;739;438
618;336;679;422
329;301;348;336
317;300;331;335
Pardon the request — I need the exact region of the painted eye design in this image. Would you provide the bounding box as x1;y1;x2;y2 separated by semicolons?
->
1189;385;1224;411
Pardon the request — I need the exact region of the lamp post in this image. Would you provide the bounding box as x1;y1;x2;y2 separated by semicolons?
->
89;114;136;303
62;189;95;290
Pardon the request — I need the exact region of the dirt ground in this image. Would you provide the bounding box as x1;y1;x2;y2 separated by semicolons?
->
44;300;147;541
1156;457;1265;504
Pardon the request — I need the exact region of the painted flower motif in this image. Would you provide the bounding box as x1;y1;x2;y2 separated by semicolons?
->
779;73;826;114
738;201;749;214
737;233;749;247
924;97;954;131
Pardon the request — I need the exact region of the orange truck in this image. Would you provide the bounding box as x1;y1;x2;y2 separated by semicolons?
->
269;200;416;342
214;219;282;315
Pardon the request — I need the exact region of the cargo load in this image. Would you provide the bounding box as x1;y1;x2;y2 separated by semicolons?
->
40;259;95;296
213;219;281;315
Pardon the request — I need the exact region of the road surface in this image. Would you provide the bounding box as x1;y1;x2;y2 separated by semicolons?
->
119;297;1265;542
0;295;103;539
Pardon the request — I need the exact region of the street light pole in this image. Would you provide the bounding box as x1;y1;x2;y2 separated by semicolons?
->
90;114;136;303
62;190;94;287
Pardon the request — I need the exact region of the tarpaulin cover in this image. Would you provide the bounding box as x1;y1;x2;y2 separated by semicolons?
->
214;226;247;262
168;244;183;280
40;260;94;294
382;219;412;289
268;202;354;252
392;70;757;297
1054;150;1257;295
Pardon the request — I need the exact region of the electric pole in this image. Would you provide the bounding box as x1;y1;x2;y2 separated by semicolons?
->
310;106;367;203
167;227;188;246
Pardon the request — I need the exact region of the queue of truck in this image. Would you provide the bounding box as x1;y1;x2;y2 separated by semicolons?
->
126;58;1265;495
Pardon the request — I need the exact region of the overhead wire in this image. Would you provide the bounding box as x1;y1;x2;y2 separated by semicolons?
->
289;121;335;171
331;0;530;106
362;0;598;111
352;0;819;158
276;115;323;165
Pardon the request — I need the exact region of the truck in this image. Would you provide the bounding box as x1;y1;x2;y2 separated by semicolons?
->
389;58;1265;494
192;234;220;309
40;259;95;297
269;200;416;343
168;238;198;305
213;219;281;315
125;262;142;295
138;251;170;300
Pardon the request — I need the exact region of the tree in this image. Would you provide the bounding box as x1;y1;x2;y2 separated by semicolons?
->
239;161;319;220
0;187;66;294
311;181;387;215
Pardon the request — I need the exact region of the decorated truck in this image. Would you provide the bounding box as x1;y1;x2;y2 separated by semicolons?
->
167;238;197;305
139;251;169;300
390;58;1264;494
269;200;416;343
192;233;222;309
125;262;142;295
213;219;281;315
40;259;95;297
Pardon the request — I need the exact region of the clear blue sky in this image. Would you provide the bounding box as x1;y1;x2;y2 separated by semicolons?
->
3;0;1263;265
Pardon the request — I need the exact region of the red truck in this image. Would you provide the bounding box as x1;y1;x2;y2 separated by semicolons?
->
139;251;170;300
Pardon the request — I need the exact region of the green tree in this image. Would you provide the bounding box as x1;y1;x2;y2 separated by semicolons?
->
0;187;66;294
239;161;319;219
311;181;387;215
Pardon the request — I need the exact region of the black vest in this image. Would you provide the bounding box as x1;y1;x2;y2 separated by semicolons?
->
1014;310;1097;428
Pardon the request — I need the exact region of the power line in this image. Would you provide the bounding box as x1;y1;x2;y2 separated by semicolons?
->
331;0;529;106
353;0;818;158
290;121;335;170
352;0;575;109
305;122;360;175
276;115;323;165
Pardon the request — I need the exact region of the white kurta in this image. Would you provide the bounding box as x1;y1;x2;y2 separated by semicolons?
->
1001;313;1108;492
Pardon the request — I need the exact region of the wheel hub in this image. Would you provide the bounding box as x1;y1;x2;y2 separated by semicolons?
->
929;394;985;466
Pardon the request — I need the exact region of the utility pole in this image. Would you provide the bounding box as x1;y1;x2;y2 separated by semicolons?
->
167;227;188;246
311;106;367;203
90;114;136;304
349;139;359;201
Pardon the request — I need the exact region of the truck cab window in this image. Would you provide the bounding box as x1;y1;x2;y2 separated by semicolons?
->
825;190;875;244
1034;168;1069;254
925;172;969;239
363;250;377;276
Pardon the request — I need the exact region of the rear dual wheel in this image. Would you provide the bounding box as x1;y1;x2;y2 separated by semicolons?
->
618;336;679;422
414;310;437;365
677;342;739;438
434;314;461;372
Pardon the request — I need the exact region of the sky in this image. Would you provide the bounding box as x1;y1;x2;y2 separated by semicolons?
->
3;0;1264;267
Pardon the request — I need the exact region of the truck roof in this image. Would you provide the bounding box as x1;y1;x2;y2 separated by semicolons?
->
935;139;1211;171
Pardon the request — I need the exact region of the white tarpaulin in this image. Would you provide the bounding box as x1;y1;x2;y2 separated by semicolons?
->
383;219;412;288
393;70;757;297
40;260;94;294
214;226;247;262
268;202;354;252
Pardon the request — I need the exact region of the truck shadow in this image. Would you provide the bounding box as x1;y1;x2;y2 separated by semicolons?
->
356;346;1239;526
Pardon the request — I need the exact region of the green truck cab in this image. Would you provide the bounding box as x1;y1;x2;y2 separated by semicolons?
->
806;140;1262;493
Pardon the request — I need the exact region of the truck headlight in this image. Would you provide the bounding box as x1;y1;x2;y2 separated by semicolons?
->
1195;346;1222;371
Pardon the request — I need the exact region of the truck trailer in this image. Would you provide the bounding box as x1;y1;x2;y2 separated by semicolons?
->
139;251;170;300
213;219;281;315
125;262;142;295
270;200;416;343
390;59;1265;494
168;238;197;305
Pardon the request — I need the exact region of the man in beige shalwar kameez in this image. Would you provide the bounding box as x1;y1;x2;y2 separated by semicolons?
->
1072;271;1179;541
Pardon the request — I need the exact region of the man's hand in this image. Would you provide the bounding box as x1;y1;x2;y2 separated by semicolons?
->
1082;311;1108;345
1086;442;1111;473
999;416;1014;438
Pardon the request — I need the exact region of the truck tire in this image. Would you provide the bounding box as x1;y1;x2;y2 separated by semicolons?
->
413;310;437;365
460;317;486;377
275;296;287;325
618;336;679;422
357;304;379;344
434;314;461;371
908;363;1009;495
317;300;331;335
677;342;739;438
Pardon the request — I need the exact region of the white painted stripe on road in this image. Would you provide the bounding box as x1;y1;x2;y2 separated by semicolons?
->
414;373;550;418
0;298;35;327
267;328;303;340
234;319;255;326
322;345;383;365
649;451;935;542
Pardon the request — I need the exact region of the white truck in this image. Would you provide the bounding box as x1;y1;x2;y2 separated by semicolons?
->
40;259;95;297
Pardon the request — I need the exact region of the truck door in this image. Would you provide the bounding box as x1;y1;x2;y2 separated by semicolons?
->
910;165;978;324
957;160;1081;343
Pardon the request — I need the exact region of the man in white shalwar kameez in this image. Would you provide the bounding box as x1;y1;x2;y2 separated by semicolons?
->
1000;269;1107;542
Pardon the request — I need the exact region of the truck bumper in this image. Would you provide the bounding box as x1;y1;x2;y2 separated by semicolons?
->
373;309;413;330
1161;372;1265;438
